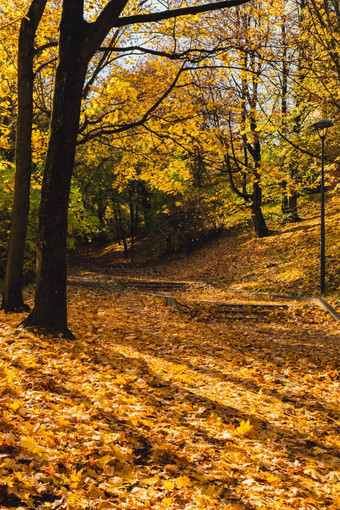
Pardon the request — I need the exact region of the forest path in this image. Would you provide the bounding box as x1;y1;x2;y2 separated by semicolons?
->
67;270;340;324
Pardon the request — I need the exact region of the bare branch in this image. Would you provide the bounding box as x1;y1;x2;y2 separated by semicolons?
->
98;45;232;60
34;57;57;75
114;0;253;27
34;41;58;55
83;29;121;98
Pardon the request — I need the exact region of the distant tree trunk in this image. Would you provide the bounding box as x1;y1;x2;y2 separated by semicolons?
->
129;189;139;264
2;0;47;313
250;182;268;237
288;180;299;220
281;181;289;215
281;177;299;222
22;10;88;338
283;0;308;223
140;182;152;233
238;50;268;239
166;235;173;255
224;152;268;238
113;198;128;258
280;17;300;224
280;16;291;221
191;147;205;188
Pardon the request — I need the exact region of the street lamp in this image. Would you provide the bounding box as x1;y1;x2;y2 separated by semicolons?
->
311;119;334;294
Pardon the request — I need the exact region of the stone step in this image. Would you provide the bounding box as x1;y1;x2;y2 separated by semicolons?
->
212;303;289;316
122;280;192;292
181;301;291;321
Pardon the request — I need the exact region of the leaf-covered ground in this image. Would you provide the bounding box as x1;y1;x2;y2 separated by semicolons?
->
1;279;340;509
83;194;340;303
1;193;340;509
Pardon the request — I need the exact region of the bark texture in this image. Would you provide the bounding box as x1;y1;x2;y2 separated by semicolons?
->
22;4;88;338
250;182;268;238
2;0;47;312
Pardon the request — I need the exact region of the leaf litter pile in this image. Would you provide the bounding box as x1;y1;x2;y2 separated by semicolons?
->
0;280;340;510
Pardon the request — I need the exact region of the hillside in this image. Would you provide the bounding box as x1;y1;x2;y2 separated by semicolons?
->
73;194;340;304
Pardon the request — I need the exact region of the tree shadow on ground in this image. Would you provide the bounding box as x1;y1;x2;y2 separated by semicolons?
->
101;301;340;424
11;306;340;509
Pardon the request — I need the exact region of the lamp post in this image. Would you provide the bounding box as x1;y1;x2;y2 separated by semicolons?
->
311;119;333;295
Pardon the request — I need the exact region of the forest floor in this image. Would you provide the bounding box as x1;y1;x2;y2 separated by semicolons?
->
0;194;340;509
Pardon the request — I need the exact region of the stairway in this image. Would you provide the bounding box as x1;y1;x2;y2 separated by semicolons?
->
121;279;193;293
118;278;292;321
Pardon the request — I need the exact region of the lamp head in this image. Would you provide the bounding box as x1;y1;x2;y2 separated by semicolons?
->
311;119;334;139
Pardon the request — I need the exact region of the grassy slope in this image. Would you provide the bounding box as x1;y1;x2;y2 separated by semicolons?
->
83;194;340;304
155;194;339;299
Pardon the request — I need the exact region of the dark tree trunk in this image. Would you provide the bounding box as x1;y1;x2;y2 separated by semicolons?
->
281;180;299;222
114;199;128;259
281;181;289;215
129;197;136;264
250;182;268;238
122;234;129;259
288;188;299;221
166;235;173;255
22;8;88;338
2;0;47;313
140;182;152;233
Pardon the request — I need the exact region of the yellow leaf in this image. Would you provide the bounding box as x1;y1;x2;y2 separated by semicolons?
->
161;497;173;507
236;420;254;437
115;374;127;384
70;469;83;483
15;471;23;481
265;473;282;486
163;479;175;490
20;437;37;452
201;484;223;498
176;475;191;488
8;400;22;412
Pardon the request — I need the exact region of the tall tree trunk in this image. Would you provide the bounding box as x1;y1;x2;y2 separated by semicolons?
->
114;198;129;258
288;182;299;221
22;8;88;338
2;0;47;313
140;182;152;233
250;182;268;238
280;15;291;220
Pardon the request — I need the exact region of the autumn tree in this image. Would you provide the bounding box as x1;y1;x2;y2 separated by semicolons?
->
266;0;339;219
178;2;274;237
302;0;340;115
75;56;199;258
9;0;252;338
